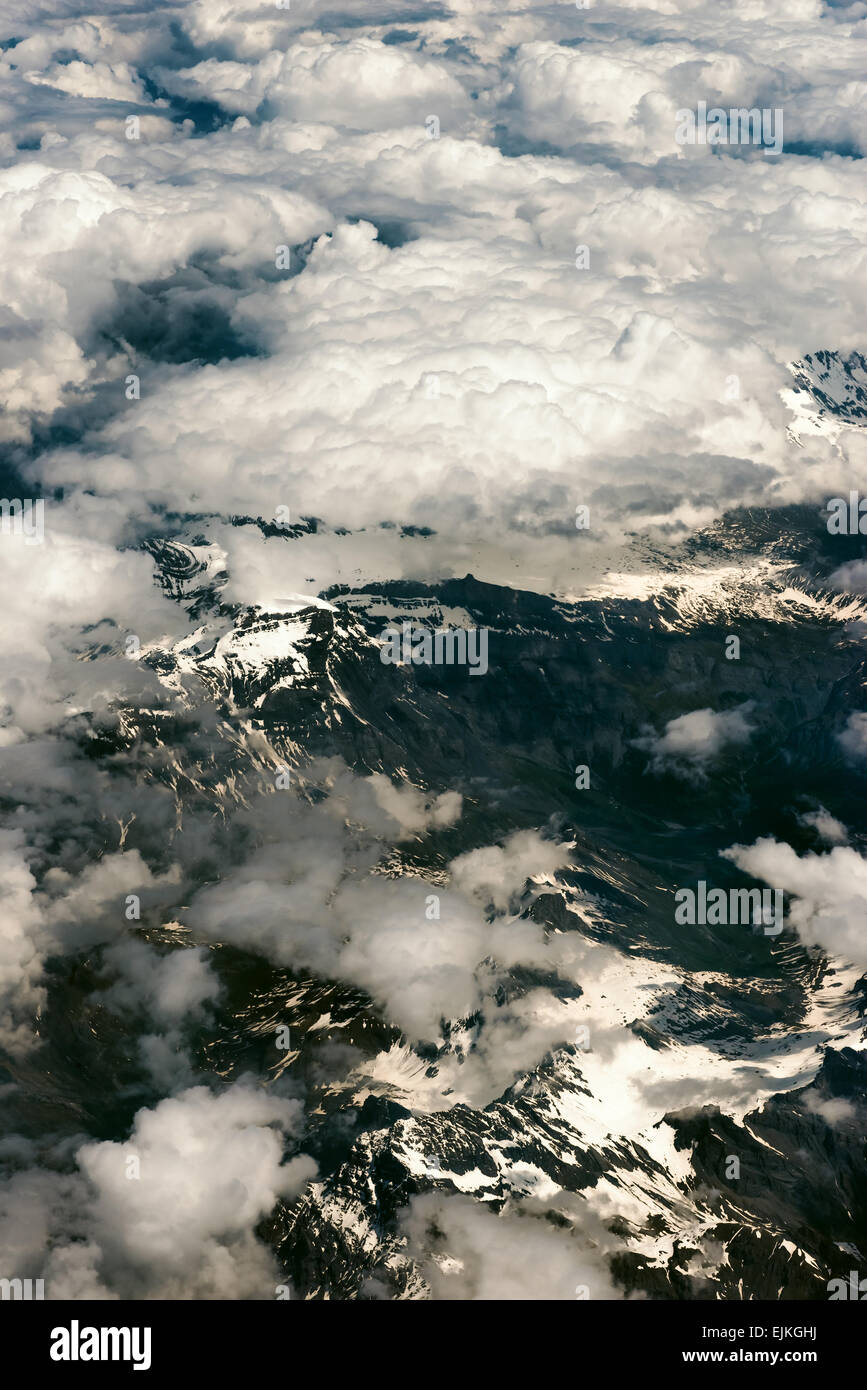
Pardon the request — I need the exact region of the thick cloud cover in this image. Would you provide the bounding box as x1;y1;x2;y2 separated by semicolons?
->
3;0;867;604
1;0;866;770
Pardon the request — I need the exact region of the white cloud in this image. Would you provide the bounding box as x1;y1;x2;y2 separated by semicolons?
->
5;0;867;599
399;1192;619;1300
635;704;754;775
3;0;867;1303
0;830;47;1053
829;560;867;595
838;711;867;762
722;836;867;965
100;939;220;1026
156;38;472;129
188;774;575;1045
450;828;573;912
75;1082;315;1297
799;807;849;845
803;1088;857;1127
0;1082;316;1299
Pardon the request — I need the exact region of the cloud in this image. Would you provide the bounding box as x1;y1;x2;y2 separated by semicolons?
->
100;940;220;1026
7;0;867;601
75;1082;315;1297
0;1081;316;1299
450;828;573;912
98;938;221;1089
722;836;867;965
42;850;180;936
187;775;576;1044
325;767;462;839
156;38;472;129
0;833;187;1054
399;1192;619;1300
0;830;48;1054
0;828;166;1051
829;560;867;594
3;0;867;1304
0;519;180;736
799;807;849;845
0;158;329;442
802;1088;857;1127
635;704;755;775
838;712;867;763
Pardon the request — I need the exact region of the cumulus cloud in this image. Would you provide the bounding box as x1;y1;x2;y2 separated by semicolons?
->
325;767;462;839
829;560;867;594
0;1081;316;1299
399;1192;619;1300
0;825;187;1053
98;938;222;1088
722;836;867;965
76;1083;314;1297
0;830;48;1053
188;774;575;1044
41;849;180;936
156;38;472;129
100;939;220;1025
450;828;573;912
0;519;180;736
635;703;755;775
2;0;865;604
799;807;849;845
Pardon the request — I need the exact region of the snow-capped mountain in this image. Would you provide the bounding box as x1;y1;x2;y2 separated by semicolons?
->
785;351;867;443
58;504;864;1300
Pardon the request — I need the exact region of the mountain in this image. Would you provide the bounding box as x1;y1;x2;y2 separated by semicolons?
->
40;501;863;1299
785;350;867;444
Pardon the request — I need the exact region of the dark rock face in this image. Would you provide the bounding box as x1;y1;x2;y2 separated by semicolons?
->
665;1047;867;1298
